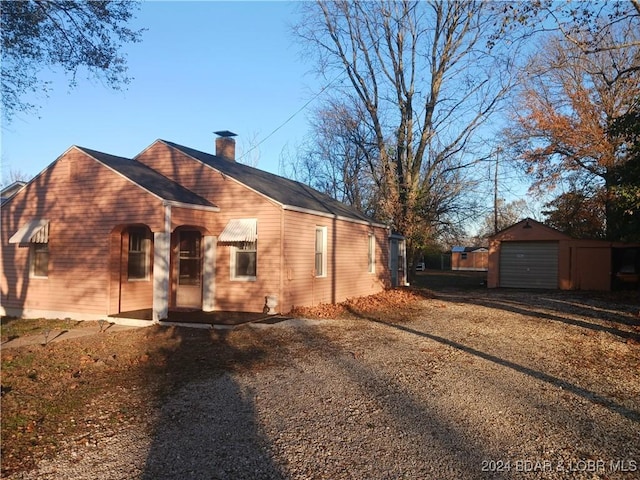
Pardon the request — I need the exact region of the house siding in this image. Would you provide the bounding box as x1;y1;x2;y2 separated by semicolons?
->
1;148;166;317
3;140;397;321
137;142;283;313
281;209;389;312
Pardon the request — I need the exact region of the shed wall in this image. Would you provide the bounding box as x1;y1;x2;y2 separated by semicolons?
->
574;247;611;291
488;219;637;291
451;251;488;271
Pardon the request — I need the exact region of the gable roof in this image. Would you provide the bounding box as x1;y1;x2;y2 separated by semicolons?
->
77;146;217;209
157;140;385;226
1;181;26;205
490;217;572;240
452;246;488;253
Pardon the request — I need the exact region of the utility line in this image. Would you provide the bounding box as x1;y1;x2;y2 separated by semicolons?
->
236;74;344;163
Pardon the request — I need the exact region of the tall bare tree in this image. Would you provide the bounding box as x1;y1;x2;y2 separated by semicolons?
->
286;97;378;216
295;0;516;264
474;198;529;240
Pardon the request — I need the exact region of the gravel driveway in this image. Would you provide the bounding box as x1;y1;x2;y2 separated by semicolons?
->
8;289;640;479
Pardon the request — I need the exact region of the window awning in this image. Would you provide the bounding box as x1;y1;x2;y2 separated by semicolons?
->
9;219;49;244
218;218;257;243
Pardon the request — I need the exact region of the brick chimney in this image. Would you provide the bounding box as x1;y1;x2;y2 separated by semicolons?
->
214;130;237;162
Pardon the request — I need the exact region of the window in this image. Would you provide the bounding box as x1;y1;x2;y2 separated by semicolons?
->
128;228;151;280
178;230;201;285
30;243;49;278
368;233;376;273
461;252;468;260
315;226;327;277
232;241;257;280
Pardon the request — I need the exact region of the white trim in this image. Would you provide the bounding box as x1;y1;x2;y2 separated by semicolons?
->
315;226;327;278
164;204;171;234
152;206;172;322
163;200;220;212
202;235;217;311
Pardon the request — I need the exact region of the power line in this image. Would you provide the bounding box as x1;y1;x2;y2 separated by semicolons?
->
236;74;344;163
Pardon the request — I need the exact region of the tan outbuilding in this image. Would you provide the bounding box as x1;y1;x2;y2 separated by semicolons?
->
488;218;639;291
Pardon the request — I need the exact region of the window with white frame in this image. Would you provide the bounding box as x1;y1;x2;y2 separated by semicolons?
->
315;226;327;277
128;227;151;280
30;243;49;278
232;241;257;280
368;233;376;273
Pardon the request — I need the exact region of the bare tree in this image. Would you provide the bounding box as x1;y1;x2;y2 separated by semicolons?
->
1;169;32;187
295;0;517;264
474;198;529;240
495;0;640;61
285;97;378;215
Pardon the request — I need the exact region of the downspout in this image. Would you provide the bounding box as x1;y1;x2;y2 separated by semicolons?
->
279;207;285;314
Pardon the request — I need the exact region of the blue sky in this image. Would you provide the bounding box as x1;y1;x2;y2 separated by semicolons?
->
2;1;320;182
1;0;543;232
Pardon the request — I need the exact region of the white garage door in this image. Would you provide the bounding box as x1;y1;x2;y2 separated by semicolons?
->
499;242;558;289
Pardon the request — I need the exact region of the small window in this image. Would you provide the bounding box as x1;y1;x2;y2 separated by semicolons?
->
232;241;257;280
315;226;327;277
461;252;468;260
128;228;151;280
30;243;49;278
368;233;376;273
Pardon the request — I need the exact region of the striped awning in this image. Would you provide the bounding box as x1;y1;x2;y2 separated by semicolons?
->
218;218;257;243
9;219;49;244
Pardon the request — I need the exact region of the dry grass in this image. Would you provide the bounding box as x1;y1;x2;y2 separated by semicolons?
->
1;317;89;343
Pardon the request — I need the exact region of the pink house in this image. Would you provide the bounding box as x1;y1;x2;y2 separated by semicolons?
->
1;134;406;325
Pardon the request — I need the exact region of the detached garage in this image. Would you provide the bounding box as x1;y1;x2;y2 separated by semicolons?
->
488;218;639;291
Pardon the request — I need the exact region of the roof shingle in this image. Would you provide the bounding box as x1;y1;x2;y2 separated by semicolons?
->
77;146;216;209
160;140;383;225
